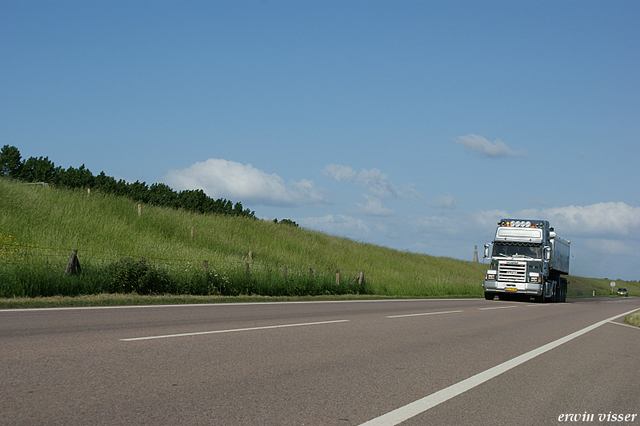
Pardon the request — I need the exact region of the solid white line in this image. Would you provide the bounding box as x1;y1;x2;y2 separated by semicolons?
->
607;320;640;331
0;299;479;313
358;308;640;426
120;319;350;341
479;305;517;310
386;310;463;319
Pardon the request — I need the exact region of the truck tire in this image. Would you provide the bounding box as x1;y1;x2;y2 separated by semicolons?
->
553;284;561;303
550;279;567;303
560;277;567;302
484;292;495;300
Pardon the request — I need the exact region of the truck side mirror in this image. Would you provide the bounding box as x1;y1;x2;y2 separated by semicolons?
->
544;246;551;261
483;244;490;258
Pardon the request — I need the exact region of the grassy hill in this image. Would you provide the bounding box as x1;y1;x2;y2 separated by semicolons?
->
1;177;638;302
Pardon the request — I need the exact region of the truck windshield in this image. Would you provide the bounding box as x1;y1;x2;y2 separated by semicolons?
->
492;243;541;259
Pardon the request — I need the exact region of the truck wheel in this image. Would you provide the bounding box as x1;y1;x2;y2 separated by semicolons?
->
484;292;495;300
552;281;561;303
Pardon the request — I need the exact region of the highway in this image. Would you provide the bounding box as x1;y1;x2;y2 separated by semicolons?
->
1;297;639;425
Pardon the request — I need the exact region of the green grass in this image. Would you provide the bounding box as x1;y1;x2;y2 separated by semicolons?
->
625;311;640;328
1;177;638;305
565;276;640;298
0;293;403;309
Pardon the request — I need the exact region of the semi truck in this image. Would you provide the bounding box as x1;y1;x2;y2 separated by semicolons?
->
483;219;570;302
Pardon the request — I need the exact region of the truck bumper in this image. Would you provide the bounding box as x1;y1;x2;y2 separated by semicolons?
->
483;281;542;296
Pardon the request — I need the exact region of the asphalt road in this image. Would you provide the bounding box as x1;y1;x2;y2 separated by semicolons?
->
1;297;639;425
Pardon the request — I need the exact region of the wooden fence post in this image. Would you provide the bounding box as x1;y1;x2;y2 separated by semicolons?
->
358;270;364;285
138;204;141;218
336;269;340;285
246;263;250;275
309;268;315;278
202;260;208;272
64;249;82;276
248;250;253;261
191;226;194;239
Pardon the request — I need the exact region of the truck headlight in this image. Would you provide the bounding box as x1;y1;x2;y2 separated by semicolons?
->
485;273;496;281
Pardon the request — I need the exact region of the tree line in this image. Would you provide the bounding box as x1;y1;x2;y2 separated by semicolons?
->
0;145;256;218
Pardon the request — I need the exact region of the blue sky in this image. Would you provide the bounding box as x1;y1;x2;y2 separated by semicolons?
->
2;1;639;281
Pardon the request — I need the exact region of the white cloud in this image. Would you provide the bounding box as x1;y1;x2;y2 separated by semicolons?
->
323;164;357;182
514;202;640;237
323;164;406;199
353;194;395;216
473;202;640;238
164;158;331;207
400;183;422;199
357;168;402;198
471;209;510;229
431;194;458;209
416;201;640;249
453;134;528;158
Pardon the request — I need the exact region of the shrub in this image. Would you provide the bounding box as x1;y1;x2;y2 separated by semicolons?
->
107;259;174;295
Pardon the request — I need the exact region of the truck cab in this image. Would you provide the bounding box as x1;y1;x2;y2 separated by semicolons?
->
483;219;569;302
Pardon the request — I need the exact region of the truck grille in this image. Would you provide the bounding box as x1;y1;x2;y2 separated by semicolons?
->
498;261;527;283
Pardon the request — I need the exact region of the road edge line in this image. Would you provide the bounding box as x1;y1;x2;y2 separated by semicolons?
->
358;308;640;426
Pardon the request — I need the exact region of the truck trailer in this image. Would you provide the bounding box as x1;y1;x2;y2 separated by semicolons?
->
483;219;570;302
